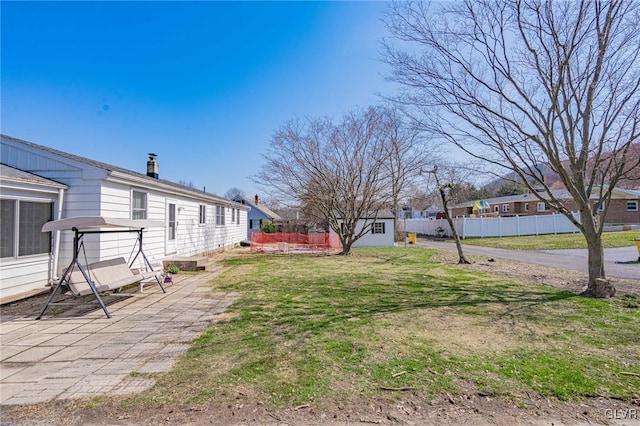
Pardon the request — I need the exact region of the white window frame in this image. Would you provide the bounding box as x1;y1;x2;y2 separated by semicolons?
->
168;203;176;241
231;207;236;223
236;208;241;224
199;205;206;224
493;205;499;213
627;200;639;211
1;199;53;259
537;202;547;212
132;190;148;220
524;203;529;212
502;204;510;213
215;205;225;226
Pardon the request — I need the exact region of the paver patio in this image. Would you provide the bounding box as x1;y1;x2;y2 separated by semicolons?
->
0;270;236;406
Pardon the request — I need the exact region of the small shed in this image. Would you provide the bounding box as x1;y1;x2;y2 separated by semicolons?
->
331;212;396;248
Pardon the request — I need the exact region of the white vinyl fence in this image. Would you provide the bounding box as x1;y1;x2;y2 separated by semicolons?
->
404;212;581;239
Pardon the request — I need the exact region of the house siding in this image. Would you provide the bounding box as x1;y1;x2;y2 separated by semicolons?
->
606;199;640;224
1;135;249;302
332;217;396;247
0;173;65;300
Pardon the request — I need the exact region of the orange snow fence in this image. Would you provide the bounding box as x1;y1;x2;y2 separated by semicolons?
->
250;232;342;254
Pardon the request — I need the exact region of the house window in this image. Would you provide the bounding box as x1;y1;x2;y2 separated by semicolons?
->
597;201;606;212
524;203;529;212
0;199;52;258
537;202;547;212
502;204;510;213
628;201;639;211
132;191;147;219
1;200;16;258
168;203;176;241
372;222;386;234
493;205;499;213
236;208;240;224
231;208;236;223
216;205;225;225
199;205;206;224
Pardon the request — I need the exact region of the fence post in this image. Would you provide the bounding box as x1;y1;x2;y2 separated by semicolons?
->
462;217;466;240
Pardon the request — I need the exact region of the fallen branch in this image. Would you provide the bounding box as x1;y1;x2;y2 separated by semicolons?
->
392;371;407;378
294;404;310;411
266;411;295;426
619;372;640;377
380;386;415;391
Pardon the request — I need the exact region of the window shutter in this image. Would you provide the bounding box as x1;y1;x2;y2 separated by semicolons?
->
382;222;385;234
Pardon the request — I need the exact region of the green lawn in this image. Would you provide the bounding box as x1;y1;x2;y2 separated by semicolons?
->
124;247;640;411
462;230;640;250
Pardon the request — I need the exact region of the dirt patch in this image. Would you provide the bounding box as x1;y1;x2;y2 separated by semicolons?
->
2;388;639;426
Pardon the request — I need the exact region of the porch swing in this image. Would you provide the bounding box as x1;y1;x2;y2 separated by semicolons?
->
36;216;167;320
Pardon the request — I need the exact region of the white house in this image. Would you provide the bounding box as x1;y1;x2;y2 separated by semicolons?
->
331;213;396;248
0;134;249;303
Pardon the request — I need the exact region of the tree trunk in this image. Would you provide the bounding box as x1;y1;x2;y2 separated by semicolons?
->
438;184;471;264
581;221;613;298
339;235;353;255
340;243;353;256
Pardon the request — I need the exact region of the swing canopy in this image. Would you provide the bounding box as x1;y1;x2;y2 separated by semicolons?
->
42;216;164;232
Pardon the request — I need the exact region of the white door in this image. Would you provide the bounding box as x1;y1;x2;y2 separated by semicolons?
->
166;202;177;255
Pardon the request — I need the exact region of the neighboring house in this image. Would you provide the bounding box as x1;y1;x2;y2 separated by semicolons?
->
449;187;640;224
331;212;396;248
233;194;282;236
0;134;249;303
400;203;442;219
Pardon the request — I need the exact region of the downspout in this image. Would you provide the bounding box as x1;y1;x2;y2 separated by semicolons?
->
51;187;65;283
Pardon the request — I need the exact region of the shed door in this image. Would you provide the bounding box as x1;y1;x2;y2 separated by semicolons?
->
166;202;177;255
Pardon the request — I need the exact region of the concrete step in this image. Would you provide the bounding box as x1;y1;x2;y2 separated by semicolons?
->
163;257;207;272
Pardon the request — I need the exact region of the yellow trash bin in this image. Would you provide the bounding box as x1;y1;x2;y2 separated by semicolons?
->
408;233;417;244
635;238;640;261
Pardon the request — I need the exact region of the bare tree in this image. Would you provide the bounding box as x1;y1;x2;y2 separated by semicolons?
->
383;0;640;297
380;106;435;239
256;107;405;255
177;179;196;189
224;187;246;201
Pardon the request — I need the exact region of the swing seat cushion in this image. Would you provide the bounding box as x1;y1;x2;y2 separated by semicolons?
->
68;257;143;296
132;262;164;280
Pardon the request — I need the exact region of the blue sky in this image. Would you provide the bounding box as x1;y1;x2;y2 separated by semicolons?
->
1;1;392;198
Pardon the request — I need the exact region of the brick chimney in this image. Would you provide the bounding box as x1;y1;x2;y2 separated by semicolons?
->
255;194;259;205
147;153;159;179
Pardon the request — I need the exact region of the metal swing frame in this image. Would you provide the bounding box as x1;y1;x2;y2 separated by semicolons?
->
36;217;166;319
